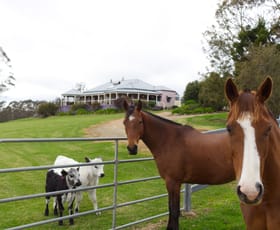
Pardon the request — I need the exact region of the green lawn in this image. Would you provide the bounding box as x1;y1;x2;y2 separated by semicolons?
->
0;113;245;230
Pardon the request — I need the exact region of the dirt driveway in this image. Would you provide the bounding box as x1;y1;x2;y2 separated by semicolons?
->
84;111;189;138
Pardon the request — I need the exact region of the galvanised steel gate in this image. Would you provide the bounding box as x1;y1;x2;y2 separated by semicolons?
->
0;131;224;229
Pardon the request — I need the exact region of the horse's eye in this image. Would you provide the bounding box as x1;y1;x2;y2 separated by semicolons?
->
139;120;143;124
226;125;232;133
94;166;98;169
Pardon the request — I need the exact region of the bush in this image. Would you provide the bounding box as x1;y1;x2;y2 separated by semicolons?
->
37;103;59;117
95;108;120;114
71;103;90;112
75;108;90;115
172;102;215;115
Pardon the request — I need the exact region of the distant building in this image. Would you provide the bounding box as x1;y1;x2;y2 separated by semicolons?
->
62;78;180;108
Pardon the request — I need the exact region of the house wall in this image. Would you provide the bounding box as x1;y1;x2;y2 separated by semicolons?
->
156;91;177;109
62;90;179;108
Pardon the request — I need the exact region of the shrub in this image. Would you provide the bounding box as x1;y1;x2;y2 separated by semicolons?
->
37;103;59;117
95;108;120;114
75;108;90;115
71;103;90;112
172;102;215;115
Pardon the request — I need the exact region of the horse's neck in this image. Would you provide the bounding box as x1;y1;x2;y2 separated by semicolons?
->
141;112;171;155
265;125;280;185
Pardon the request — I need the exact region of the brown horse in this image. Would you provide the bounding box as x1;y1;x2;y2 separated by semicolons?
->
123;100;235;230
225;77;280;229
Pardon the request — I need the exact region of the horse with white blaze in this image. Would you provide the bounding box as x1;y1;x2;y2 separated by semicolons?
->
54;155;105;215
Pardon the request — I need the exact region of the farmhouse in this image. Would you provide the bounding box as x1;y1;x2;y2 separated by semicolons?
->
62;78;180;108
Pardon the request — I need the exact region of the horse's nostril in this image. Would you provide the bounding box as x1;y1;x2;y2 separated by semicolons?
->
127;145;138;155
100;173;105;178
256;182;264;196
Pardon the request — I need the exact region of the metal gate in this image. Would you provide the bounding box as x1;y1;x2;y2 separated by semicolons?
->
0;134;219;229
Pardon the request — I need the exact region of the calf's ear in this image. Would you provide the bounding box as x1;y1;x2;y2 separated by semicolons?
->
85;157;90;162
61;170;68;176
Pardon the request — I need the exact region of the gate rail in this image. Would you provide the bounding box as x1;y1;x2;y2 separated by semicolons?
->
0;132;223;229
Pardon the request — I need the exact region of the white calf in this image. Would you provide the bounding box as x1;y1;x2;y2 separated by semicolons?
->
54;155;105;215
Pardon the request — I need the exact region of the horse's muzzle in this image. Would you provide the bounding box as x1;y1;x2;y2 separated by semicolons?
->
127;145;138;155
237;182;264;205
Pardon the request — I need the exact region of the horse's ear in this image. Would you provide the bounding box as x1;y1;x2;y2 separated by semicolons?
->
85;157;90;162
225;78;239;103
256;76;273;103
123;100;129;111
136;100;142;111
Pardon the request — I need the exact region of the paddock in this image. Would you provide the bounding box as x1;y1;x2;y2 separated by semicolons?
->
1;129;229;229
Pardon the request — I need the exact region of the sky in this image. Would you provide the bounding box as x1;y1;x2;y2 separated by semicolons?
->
0;0;219;102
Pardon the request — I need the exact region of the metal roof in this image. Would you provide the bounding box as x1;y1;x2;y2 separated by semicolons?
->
61;89;82;96
62;79;175;96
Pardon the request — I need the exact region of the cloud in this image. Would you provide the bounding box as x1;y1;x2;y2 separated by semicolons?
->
0;0;218;101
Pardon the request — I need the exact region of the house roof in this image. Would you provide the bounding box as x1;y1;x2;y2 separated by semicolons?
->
62;78;176;96
61;88;82;96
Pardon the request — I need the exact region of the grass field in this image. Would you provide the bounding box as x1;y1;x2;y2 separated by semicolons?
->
0;112;245;229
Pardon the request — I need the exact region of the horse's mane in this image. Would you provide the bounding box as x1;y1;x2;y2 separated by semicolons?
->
143;111;194;130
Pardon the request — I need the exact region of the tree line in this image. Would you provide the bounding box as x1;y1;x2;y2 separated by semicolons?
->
1;1;280;120
182;0;280;117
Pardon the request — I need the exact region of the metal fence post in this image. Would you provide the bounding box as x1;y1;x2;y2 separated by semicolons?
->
183;183;192;212
112;140;119;230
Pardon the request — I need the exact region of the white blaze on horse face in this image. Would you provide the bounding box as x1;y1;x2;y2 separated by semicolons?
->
129;115;135;121
237;113;262;200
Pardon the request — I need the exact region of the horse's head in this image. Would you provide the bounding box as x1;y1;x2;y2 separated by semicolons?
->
123;100;144;155
225;77;273;205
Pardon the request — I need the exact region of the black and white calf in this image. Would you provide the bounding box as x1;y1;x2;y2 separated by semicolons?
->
44;167;81;225
54;155;105;215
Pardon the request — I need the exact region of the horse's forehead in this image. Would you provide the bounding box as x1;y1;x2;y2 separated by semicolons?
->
229;91;271;124
237;92;256;112
125;105;141;120
229;92;256;121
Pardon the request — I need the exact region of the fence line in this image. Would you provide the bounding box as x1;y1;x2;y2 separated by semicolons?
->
0;136;211;229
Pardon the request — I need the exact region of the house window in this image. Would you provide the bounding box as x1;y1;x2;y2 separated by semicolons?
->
166;96;171;103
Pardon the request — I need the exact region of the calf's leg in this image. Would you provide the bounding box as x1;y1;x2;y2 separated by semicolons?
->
44;196;50;216
75;192;82;213
89;189;101;215
68;193;75;225
57;195;64;225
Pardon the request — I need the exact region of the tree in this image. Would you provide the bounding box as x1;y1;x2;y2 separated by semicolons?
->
200;0;280;115
0;47;15;92
235;45;280;116
198;72;227;111
182;80;200;103
232;18;272;62
0;100;44;122
203;0;280;77
37;102;59;117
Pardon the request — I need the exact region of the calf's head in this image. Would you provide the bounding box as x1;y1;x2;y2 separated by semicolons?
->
85;157;105;178
63;168;81;188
